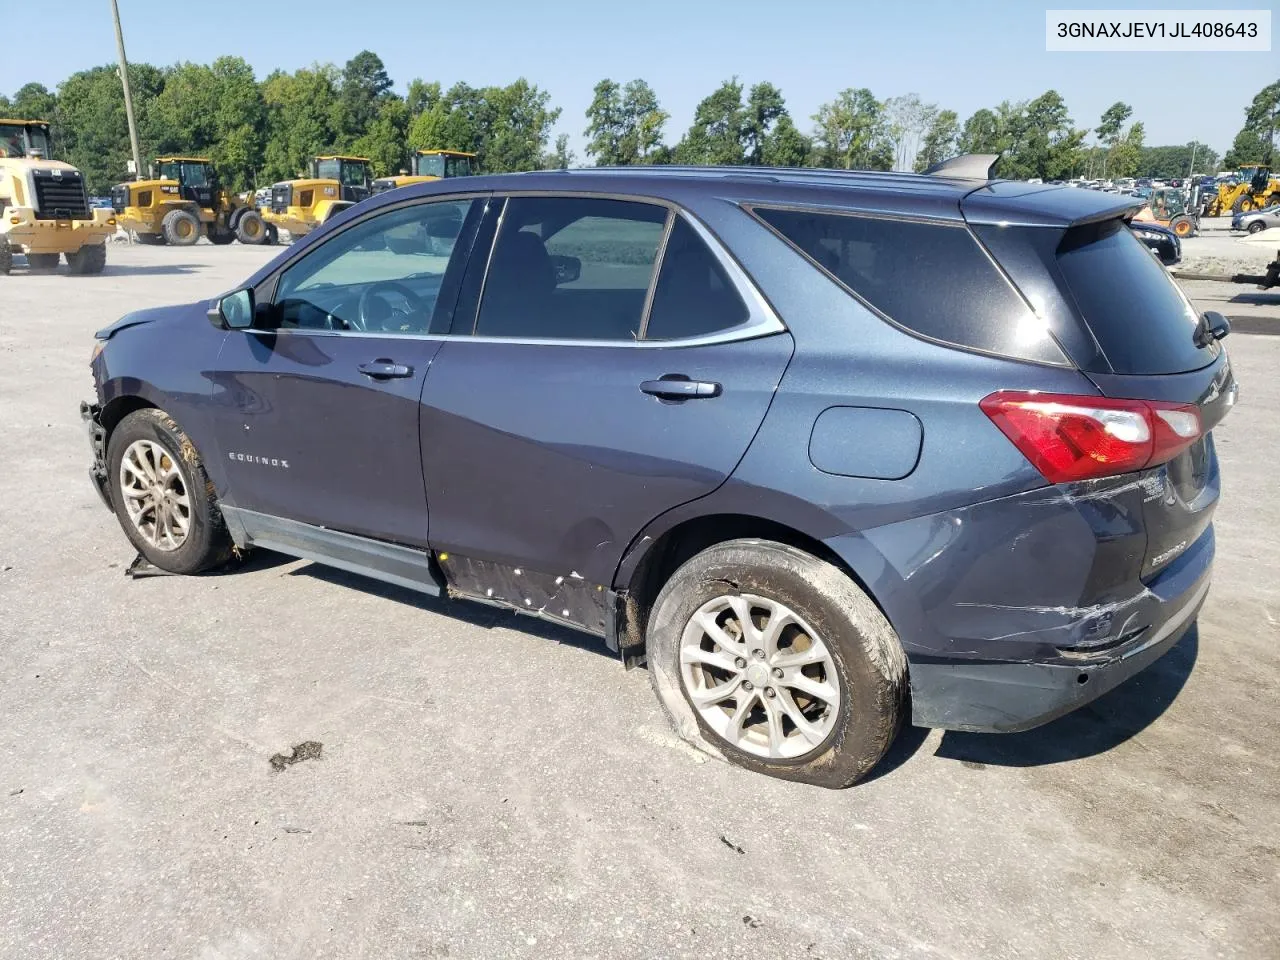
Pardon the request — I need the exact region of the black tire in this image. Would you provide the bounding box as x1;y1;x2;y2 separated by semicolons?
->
66;243;107;275
26;252;60;273
208;227;235;245
1232;196;1254;215
106;409;233;575
1247;220;1267;234
646;539;907;788
235;210;267;245
0;235;11;275
264;224;279;245
162;209;201;246
135;231;166;245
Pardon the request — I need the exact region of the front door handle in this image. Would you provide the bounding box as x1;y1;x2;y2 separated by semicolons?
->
640;377;722;400
358;359;413;380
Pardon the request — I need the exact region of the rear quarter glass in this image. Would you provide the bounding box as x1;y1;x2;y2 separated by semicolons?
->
748;206;1068;366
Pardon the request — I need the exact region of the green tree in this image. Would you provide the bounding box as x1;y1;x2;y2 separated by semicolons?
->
406;79;441;117
409;79;559;173
914;109;959;171
1224;80;1279;166
675;79;748;165
543;133;574;170
1107;122;1144;178
10;82;58;121
351;96;410;176
1095;101;1131;145
884;93;934;171
1136;143;1218;178
261;65;342;182
996;91;1086;180
583;79;667;165
812;88;892;170
957;107;1001;154
55;63;165;193
338;50;393;142
762;114;811;166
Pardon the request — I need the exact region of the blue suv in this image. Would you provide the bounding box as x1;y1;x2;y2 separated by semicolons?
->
82;158;1236;787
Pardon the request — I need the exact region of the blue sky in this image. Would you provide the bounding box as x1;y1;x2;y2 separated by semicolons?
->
3;0;1275;161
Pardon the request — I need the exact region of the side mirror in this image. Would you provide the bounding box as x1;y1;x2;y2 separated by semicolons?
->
209;288;255;330
1194;310;1231;348
550;254;581;285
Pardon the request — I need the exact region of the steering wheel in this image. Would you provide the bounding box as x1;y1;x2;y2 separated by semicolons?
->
354;280;426;332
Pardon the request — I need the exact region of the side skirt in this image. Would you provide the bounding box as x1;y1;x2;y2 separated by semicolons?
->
220;505;444;597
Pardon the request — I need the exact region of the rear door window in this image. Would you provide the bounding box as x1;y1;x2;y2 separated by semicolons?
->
752;206;1066;365
643;218;749;340
1055;219;1214;374
475;196;667;340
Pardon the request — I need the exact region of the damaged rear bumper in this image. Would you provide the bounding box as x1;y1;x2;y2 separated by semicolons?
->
908;533;1213;732
80;401;112;510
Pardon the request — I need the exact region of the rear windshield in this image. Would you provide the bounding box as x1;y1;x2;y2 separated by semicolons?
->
1056;220;1211;375
752;206;1067;365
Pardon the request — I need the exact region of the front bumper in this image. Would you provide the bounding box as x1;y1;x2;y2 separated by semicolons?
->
908;536;1212;733
80;401;112;510
6;207;115;254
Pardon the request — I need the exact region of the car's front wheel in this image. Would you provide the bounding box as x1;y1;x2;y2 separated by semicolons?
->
106;409;232;574
646;539;907;788
1247;220;1267;234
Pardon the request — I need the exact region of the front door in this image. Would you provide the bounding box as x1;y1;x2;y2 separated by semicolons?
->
209;196;485;546
419;195;794;585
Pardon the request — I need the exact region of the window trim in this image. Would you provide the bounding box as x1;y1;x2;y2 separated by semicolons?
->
742;201;1073;369
251;189;784;349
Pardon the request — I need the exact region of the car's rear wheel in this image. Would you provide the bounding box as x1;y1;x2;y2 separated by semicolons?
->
646;539;907;788
106;409;232;574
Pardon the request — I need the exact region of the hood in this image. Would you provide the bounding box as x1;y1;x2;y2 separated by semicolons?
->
0;157;79;175
94;303;197;341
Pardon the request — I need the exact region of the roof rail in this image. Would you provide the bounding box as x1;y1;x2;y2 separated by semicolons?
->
922;154;1000;179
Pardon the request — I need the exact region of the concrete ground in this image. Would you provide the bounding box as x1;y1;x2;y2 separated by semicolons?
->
1;241;1278;960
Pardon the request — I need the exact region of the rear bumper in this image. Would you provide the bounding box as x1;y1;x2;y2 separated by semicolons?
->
909;531;1213;732
80;401;112;510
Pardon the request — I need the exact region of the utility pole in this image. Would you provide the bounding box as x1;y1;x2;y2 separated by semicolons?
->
110;0;143;181
1187;141;1198;178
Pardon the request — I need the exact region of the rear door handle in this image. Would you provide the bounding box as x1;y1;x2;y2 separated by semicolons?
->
639;377;722;400
358;359;413;380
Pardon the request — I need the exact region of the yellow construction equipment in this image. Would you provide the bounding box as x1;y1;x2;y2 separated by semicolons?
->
371;149;476;195
261;155;373;239
112;157;270;246
1204;165;1280;216
0;119;115;275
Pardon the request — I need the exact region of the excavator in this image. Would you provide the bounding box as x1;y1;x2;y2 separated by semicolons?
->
0;118;114;275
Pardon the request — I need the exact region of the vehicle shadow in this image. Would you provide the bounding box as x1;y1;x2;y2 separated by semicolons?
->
932;623;1200;768
287;558;617;661
99;264;202;276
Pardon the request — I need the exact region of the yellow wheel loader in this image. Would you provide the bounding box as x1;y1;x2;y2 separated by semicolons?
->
1204;165;1280;217
370;149;476;195
262;155;373;240
0;119;115;276
111;157;271;246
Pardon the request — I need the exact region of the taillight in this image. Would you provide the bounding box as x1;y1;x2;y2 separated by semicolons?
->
980;391;1202;484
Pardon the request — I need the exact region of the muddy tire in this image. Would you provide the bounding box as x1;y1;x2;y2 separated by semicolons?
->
66;243;107;275
208;227;236;245
1170;215;1195;238
646;539;907;788
0;235;11;275
162;209;201;246
135;231;166;245
106;409;233;575
235;210;267;245
26;252;60;273
264;224;279;245
1232;196;1254;215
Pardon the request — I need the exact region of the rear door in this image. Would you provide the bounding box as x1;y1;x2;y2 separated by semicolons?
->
418;194;794;588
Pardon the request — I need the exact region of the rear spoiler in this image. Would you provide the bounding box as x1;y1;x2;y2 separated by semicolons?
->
961;181;1145;229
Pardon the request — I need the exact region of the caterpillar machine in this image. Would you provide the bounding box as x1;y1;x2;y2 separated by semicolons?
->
0;118;114;275
261;155;373;240
1203;165;1280;216
1132;185;1200;237
370;149;476;195
112;157;271;246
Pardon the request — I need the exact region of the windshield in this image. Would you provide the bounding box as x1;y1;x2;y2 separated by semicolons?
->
315;159;340;181
158;162;211;186
341;161;369;186
415;153;473;178
0;123;52;158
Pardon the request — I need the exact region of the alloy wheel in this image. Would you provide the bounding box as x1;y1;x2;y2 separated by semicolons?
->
679;594;840;759
119;439;191;551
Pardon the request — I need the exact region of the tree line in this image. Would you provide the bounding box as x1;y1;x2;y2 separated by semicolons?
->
0;51;1274;195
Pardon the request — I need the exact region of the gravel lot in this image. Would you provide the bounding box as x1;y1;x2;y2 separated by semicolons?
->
2;241;1278;960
